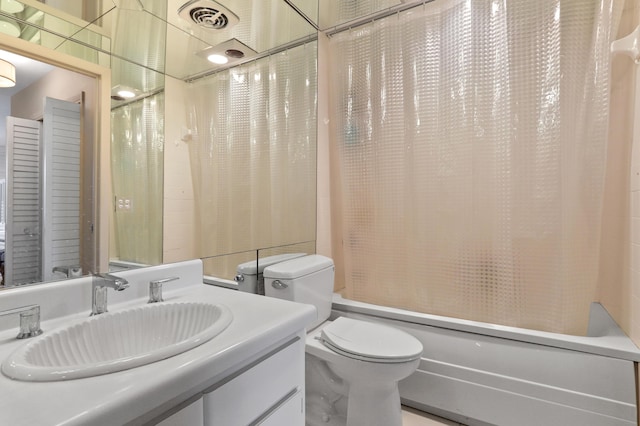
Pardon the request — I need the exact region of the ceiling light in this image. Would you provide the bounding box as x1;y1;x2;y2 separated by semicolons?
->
196;38;258;69
117;89;136;99
0;17;20;37
207;54;228;65
111;85;140;101
0;58;16;88
0;0;24;14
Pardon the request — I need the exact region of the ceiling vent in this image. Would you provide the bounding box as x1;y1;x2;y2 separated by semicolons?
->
178;0;239;31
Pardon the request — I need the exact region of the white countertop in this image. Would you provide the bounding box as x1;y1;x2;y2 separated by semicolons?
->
0;261;316;426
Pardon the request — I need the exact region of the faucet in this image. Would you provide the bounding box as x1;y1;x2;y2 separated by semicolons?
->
148;276;179;303
0;305;43;339
91;273;129;316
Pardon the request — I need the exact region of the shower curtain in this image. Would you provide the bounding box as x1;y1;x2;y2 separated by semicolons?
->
329;0;622;334
186;43;317;274
110;93;164;266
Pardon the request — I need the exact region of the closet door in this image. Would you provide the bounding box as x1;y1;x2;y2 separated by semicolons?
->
41;97;82;282
5;117;42;286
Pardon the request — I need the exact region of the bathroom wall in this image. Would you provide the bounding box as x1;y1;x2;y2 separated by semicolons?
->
162;75;197;264
599;0;637;344
623;0;640;347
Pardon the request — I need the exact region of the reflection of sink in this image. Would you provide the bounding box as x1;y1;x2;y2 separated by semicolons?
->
2;302;232;382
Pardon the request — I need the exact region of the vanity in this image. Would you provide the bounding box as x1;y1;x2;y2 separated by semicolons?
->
0;259;316;425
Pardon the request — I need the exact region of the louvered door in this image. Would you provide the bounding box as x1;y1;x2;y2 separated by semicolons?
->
5;117;42;286
41;98;81;282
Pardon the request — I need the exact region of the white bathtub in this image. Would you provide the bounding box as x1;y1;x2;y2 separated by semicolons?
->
330;295;639;426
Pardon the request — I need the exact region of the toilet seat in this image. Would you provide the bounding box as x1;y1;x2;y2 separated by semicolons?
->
319;317;422;364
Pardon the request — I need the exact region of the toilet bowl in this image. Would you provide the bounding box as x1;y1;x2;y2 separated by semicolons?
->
263;255;423;426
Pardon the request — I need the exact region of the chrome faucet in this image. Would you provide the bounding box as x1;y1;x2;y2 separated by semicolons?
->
148;276;179;303
91;273;129;316
0;305;43;339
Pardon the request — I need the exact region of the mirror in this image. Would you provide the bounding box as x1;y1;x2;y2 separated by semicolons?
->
0;22;111;288
0;0;319;288
108;0;320;281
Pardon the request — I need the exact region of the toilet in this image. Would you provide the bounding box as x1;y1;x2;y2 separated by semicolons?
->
263;255;423;426
234;253;306;294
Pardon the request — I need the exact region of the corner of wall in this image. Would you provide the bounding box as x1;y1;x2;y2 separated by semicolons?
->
163;75;197;264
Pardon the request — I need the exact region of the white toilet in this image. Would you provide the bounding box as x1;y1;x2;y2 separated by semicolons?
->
263;255;423;426
234;253;306;294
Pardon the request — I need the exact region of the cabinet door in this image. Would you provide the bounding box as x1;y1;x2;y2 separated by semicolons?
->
258;390;304;426
157;398;204;426
204;337;304;426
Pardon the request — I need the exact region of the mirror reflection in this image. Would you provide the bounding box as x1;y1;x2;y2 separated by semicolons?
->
0;49;98;287
0;0;320;289
109;0;319;281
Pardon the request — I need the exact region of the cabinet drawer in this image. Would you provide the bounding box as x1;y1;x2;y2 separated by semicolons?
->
157;398;204;426
204;336;304;426
258;390;303;426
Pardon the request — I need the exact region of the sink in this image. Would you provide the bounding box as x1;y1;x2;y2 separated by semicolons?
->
1;302;232;381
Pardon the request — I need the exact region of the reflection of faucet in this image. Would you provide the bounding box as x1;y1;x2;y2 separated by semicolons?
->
90;273;129;316
0;305;43;339
52;265;82;278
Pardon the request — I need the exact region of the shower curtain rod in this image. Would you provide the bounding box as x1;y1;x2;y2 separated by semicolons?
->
323;0;436;37
284;0;319;30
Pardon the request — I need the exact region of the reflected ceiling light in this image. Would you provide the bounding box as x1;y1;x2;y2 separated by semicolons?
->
111;85;140;101
207;53;228;64
197;38;258;69
0;0;24;14
0;58;16;88
117;89;136;99
0;16;20;37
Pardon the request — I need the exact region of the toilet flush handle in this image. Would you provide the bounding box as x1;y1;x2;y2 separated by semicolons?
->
271;280;288;290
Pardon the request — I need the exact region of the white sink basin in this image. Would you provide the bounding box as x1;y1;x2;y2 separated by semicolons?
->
2;302;232;381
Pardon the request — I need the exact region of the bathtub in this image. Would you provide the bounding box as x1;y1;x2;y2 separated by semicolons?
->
330;295;640;426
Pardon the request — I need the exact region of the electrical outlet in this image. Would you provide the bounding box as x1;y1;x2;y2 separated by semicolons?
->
116;198;133;211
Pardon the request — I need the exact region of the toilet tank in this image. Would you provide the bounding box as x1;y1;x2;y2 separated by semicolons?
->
235;253;306;294
263;255;335;330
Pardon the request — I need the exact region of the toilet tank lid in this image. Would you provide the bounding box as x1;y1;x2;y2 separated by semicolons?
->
263;254;334;280
236;253;307;275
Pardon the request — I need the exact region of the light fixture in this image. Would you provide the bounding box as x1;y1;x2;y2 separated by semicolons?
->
0;58;16;88
197;38;257;69
111;85;140;101
207;53;228;65
0;16;20;37
117;89;136;99
0;0;24;14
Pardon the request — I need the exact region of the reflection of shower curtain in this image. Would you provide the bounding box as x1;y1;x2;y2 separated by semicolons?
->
110;93;164;265
186;43;317;261
329;0;622;335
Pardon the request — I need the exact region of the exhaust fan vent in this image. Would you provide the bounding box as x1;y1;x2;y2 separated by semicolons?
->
178;0;239;30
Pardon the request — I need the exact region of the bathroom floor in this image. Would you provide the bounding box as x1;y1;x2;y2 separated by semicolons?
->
402;406;465;426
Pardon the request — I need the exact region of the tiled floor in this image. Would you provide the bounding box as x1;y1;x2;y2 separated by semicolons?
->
402;406;465;426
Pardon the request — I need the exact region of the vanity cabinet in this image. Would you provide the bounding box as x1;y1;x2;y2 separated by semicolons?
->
157;399;204;426
203;335;305;425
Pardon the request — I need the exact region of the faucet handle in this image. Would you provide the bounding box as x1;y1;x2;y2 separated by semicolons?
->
0;305;43;339
148;276;180;303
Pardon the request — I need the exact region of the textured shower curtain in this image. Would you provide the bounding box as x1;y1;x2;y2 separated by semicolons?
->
186;43;317;272
329;0;622;334
111;93;164;266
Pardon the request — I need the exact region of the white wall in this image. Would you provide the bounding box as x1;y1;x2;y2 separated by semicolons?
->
162;75;197;263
